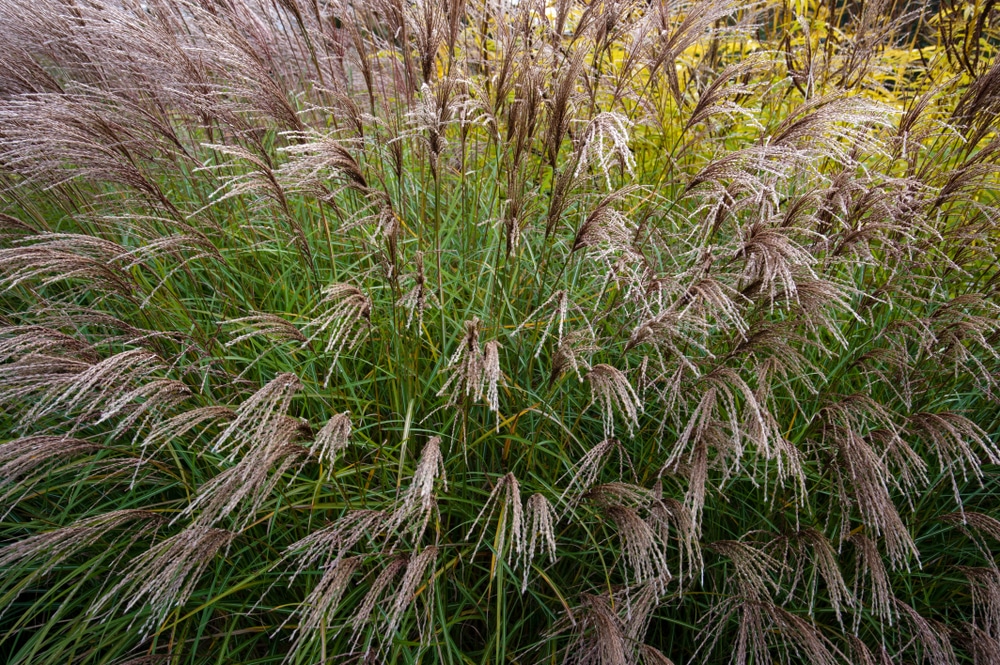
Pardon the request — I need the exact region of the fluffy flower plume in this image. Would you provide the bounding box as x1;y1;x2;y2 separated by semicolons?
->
0;0;998;662
586;364;642;438
303;284;372;385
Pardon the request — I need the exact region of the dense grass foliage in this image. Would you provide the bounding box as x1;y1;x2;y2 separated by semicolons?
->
1;0;1000;663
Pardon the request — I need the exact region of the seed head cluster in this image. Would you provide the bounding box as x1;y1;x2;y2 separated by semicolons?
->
0;0;998;663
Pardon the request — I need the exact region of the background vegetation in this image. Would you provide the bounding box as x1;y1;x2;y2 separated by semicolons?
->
1;0;999;663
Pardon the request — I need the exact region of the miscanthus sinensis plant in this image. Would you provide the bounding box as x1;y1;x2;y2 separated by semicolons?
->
1;0;1000;663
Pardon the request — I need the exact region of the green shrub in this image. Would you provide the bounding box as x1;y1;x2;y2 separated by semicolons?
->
1;0;999;663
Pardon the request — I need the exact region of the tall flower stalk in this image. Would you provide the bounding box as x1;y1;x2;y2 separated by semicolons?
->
0;0;999;663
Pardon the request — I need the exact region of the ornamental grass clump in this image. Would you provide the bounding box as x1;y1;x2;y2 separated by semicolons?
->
1;0;999;663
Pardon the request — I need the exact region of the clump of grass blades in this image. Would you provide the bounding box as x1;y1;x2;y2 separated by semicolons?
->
1;0;999;663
